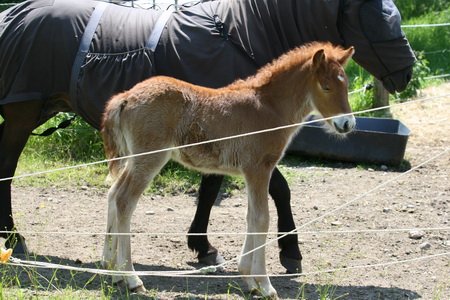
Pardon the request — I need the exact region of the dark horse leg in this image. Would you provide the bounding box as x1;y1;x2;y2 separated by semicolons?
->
187;174;225;265
269;167;302;273
0;100;45;253
188;168;302;273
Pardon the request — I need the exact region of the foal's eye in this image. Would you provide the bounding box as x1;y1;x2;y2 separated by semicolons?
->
321;84;331;92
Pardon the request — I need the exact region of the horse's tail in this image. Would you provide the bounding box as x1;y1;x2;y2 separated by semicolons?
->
101;96;129;180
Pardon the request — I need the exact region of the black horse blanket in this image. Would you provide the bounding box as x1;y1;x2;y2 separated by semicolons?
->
0;0;415;129
0;0;161;128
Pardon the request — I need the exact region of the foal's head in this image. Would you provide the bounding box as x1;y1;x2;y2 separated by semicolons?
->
308;45;355;134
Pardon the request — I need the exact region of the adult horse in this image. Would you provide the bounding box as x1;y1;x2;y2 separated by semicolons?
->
0;0;415;273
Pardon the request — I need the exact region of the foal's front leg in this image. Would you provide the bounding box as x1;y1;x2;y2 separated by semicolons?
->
238;170;277;298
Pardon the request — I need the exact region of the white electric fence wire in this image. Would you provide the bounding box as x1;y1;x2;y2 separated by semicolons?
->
1;93;449;183
1;227;450;237
7;251;450;279
402;23;450;28
424;74;450;80
348;84;373;95
424;49;449;55
5;147;449;278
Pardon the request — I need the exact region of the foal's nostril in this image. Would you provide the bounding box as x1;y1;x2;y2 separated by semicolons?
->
333;116;355;133
343;120;349;132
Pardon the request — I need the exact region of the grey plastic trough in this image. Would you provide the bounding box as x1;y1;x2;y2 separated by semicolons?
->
287;116;410;166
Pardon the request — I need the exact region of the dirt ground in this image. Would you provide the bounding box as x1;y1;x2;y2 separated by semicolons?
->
6;83;450;299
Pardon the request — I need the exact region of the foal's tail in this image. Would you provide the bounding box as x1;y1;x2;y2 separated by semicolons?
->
101;96;129;180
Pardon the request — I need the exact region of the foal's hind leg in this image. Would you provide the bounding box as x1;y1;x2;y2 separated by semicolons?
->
105;153;170;291
269;168;302;273
102;191;119;269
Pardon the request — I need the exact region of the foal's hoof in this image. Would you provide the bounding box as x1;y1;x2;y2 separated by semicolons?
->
198;251;225;270
280;253;302;274
114;280;146;294
130;284;147;294
250;288;279;299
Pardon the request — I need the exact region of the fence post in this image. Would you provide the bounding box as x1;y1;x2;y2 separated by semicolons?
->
373;79;391;117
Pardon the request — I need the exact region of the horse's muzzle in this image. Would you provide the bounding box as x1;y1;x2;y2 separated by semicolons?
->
382;64;414;94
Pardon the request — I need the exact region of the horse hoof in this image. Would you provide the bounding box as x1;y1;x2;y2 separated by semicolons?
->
198;251;225;270
280;253;302;274
5;234;29;255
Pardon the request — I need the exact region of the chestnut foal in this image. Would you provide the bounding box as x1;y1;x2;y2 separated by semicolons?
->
101;42;355;298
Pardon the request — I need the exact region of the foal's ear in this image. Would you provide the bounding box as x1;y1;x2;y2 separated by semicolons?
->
312;49;326;68
339;46;355;66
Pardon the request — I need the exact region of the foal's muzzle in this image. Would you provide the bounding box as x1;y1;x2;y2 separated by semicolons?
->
332;115;356;134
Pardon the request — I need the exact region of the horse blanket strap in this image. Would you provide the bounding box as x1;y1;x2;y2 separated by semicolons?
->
69;2;108;111
31;115;77;137
146;9;173;52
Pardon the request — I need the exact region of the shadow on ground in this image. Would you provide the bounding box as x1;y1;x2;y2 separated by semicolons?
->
3;254;421;299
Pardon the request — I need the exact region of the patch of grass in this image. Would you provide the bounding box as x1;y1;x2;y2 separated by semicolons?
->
15;156;108;189
396;52;431;100
316;284;348;300
145;161;202;195
24;113;104;162
10;113;107;187
403;8;450;76
432;282;449;300
347;63;376;116
0;262;109;300
395;0;448;19
226;281;249;298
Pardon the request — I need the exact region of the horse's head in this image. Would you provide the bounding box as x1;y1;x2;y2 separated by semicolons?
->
340;0;416;93
309;45;355;134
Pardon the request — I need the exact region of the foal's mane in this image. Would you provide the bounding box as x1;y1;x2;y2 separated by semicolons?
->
228;41;345;90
